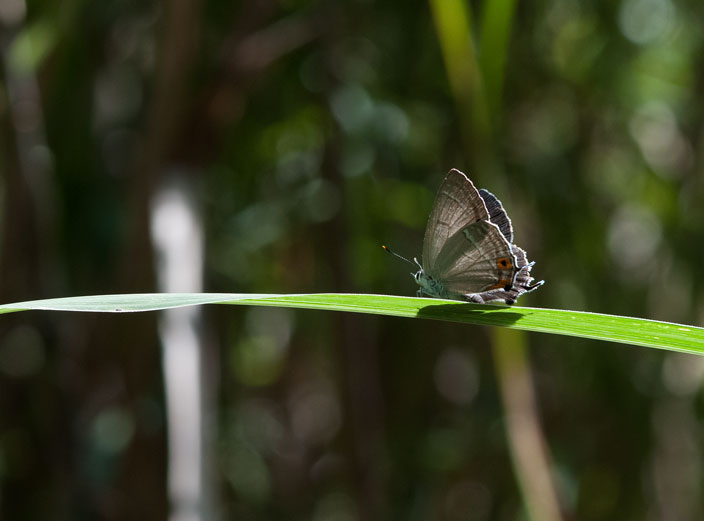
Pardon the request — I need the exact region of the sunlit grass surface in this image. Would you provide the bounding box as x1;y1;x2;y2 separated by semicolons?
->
1;293;702;354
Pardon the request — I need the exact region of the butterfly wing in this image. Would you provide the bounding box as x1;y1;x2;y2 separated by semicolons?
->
428;220;516;297
499;244;544;303
478;189;513;243
422;169;489;270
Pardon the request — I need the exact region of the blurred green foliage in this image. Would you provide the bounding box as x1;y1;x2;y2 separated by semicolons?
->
2;0;704;519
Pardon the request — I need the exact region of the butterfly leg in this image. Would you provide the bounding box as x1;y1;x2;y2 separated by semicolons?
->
465;288;515;305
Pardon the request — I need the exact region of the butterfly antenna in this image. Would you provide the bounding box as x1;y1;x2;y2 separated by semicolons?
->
382;245;414;266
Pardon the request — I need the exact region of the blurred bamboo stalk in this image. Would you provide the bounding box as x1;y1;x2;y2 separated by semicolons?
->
479;0;518;119
428;0;491;146
138;3;337;519
429;0;565;517
493;329;564;521
651;353;704;520
135;0;207;519
0;0;56;300
0;1;58;516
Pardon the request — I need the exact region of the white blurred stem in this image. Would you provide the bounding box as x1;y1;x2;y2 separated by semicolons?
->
150;176;207;521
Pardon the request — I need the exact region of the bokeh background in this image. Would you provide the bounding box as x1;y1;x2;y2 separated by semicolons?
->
2;0;704;519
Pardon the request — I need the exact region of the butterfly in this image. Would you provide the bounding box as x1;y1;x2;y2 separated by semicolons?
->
385;168;543;305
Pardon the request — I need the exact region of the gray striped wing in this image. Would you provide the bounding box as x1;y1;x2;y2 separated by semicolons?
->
429;220;516;297
422;169;490;270
479;189;513;243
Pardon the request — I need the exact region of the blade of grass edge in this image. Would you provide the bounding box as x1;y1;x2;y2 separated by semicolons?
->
0;293;702;354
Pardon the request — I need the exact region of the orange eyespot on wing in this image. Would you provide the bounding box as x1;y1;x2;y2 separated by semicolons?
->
496;257;513;269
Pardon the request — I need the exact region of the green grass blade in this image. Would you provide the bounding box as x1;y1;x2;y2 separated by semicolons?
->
0;293;702;354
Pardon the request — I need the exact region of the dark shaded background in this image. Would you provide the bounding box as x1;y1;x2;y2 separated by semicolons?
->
2;0;704;519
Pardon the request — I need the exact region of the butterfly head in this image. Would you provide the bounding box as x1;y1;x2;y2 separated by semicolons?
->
413;258;446;299
382;245;447;298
